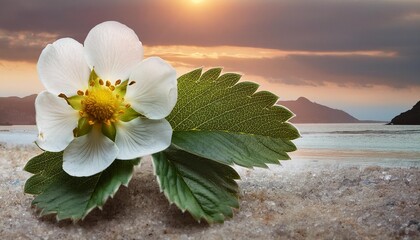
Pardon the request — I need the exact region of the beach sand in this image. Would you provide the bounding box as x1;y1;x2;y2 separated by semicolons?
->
0;144;419;239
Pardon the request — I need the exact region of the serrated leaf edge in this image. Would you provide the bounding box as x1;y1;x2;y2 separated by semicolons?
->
29;159;140;222
170;68;299;140
151;153;239;224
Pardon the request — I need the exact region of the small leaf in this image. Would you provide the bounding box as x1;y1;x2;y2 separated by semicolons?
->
167;68;299;168
24;151;139;221
119;107;141;122
152;146;240;224
101;123;116;141
114;79;128;97
76;117;92;137
172;130;296;168
89;68;100;84
66;95;84;110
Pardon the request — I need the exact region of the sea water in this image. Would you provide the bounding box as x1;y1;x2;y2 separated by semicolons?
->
289;123;420;167
1;124;419;167
0;125;38;145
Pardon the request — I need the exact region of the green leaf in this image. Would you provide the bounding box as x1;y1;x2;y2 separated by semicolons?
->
173;130;296;168
24;151;140;221
152;146;240;224
167;68;299;167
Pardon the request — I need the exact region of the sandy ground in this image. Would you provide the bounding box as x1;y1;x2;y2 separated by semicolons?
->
0;144;419;240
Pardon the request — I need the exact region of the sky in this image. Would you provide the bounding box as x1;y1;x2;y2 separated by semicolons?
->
0;0;419;121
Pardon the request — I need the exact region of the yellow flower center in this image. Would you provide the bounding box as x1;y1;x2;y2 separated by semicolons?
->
61;71;140;139
83;88;120;124
74;78;130;126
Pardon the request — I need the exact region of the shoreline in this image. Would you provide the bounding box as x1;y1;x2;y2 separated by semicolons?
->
2;141;419;168
1;145;419;239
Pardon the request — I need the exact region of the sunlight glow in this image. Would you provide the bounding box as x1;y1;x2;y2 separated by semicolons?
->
191;0;204;4
145;45;397;60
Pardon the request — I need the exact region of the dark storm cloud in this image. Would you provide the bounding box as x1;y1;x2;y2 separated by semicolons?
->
0;0;419;87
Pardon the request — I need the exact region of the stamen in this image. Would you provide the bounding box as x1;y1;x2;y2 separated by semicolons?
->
115;79;121;85
79;110;84;116
89;80;95;87
77;90;84;96
125;103;131;108
85;89;89;96
99;79;104;85
58;93;68;99
129;81;136;86
81;87;122;126
106;80;111;87
118;110;125;114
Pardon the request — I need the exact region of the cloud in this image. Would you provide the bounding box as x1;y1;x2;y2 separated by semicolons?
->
0;29;58;61
146;45;397;60
0;0;419;88
147;45;419;88
290;54;420;88
1;0;420;50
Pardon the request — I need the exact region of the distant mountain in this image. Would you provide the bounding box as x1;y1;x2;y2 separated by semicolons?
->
278;97;362;123
0;95;36;125
0;95;384;125
390;101;420;125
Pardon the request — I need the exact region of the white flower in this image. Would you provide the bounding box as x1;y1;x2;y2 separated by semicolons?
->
35;21;177;177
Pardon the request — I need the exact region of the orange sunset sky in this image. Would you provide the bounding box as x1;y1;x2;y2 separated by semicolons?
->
0;0;419;121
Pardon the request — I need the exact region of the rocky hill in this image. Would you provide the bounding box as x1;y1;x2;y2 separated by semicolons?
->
390;101;420;125
0;95;36;125
278;97;361;123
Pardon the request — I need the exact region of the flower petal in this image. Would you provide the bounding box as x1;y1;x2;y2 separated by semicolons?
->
115;118;172;159
63;126;119;177
125;57;177;119
37;38;90;96
84;21;143;82
35;91;79;152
